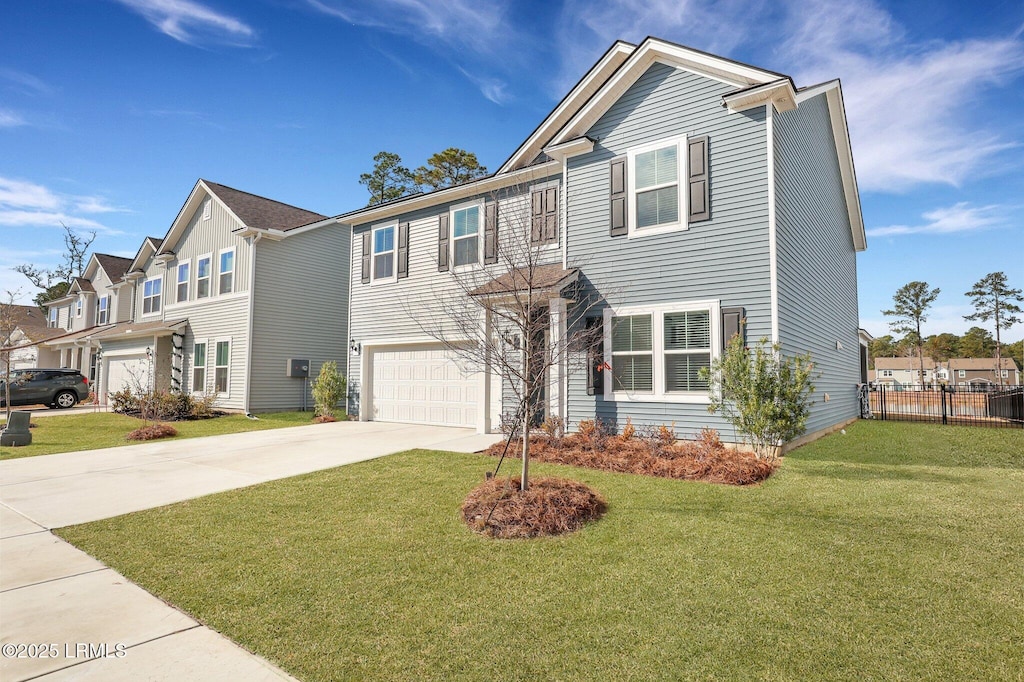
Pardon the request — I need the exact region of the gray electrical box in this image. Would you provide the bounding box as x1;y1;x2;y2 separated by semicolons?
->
286;359;310;378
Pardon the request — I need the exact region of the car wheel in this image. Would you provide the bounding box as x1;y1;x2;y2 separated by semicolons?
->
54;391;78;409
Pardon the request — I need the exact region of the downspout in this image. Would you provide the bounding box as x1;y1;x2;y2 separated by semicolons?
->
243;232;261;414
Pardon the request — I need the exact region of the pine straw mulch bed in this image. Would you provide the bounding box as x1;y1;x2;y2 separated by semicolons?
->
126;423;179;441
483;428;777;486
462;476;607;539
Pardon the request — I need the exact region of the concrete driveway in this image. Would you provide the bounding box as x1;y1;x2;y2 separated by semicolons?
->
0;421;501;681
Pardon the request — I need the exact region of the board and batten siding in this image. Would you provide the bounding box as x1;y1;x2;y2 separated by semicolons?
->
564;61;772;439
346;177;561;418
248;224;351;412
168;196;252;300
774;93;861;434
179;294;251;411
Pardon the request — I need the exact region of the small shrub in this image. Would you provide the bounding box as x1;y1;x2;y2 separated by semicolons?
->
620;417;635;441
109;387;139;415
126;423;178;441
539;415;565;444
462;476;607;539
111;388;220;421
311;361;346;419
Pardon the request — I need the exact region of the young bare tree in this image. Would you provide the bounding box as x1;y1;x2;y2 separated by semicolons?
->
0;289;26;421
15;222;96;309
402;177;608;490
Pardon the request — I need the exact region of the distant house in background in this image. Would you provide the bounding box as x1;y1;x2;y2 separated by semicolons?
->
871;356;938;388
948;358;1020;387
2;305;68;371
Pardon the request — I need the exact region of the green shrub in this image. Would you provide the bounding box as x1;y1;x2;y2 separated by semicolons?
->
111;388;219;421
311;361;346;419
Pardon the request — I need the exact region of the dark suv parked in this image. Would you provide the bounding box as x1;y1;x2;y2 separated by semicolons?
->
0;369;90;409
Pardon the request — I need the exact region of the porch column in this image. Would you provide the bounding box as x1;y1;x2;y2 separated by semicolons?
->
548;297;568;423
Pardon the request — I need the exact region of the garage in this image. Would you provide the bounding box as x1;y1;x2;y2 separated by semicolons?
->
103;354;152;401
369;345;479;428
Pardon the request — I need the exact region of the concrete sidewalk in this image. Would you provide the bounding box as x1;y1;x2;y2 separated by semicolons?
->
0;421;502;681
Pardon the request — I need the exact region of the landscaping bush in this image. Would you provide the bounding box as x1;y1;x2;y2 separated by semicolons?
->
311;361;346;420
484;426;776;486
462;476;607;539
111;388;221;421
126;423;178;441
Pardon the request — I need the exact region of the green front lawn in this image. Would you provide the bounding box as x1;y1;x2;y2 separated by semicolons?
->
0;411;316;459
58;421;1024;681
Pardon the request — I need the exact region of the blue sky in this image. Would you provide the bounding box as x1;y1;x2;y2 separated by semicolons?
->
2;0;1022;341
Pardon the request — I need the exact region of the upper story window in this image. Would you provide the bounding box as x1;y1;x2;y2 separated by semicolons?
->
97;295;110;325
176;261;190;303
881;370;893;378
75;298;83;318
197;255;211;299
48;307;58;328
605;300;719;403
373;225;395;280
630;138;682;232
1001;369;1009;378
452;204;480;267
142;277;162;315
65;305;73;330
958;370;966;378
218;248;235;294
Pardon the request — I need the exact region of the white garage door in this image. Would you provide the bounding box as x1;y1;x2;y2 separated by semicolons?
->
104;355;152;400
371;346;478;428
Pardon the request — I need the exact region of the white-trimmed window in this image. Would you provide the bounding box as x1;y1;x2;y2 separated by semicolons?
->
372;224;396;281
48;307;58;328
142;277;162;315
958;370;966;378
881;370;893;378
628;135;686;236
1001;369;1009;378
97;295;110;325
192;341;207;393
218;248;235;295
604;300;719;403
65;305;73;330
451;202;481;267
196;255;212;299
214;340;230;394
75;298;83;318
176;261;190;303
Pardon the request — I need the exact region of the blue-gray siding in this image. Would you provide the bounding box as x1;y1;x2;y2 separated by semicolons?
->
774;93;861;434
565;62;772;439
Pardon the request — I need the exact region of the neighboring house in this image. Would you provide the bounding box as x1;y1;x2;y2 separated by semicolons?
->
947;358;1021;387
338;37;866;445
41;180;348;411
872;357;938;388
1;305;67;371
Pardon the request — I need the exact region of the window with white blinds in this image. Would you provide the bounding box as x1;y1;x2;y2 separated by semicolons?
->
611;314;653;392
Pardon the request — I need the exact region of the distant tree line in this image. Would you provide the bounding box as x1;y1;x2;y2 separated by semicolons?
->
359;148;488;206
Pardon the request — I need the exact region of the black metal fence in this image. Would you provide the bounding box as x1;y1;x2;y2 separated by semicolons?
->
860;383;1024;429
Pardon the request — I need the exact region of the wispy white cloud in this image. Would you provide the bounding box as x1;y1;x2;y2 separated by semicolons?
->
0;108;26;128
306;0;518;103
113;0;255;47
0;176;123;234
778;0;1024;192
866;202;1006;237
0;68;54;96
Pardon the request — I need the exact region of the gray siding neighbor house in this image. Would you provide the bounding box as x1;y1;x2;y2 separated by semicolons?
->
40;180;347;412
337;37;866;446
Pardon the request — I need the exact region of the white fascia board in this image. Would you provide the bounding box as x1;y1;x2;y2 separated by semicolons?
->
157;180;247;256
498;41;635;174
541;137;594;162
796;81;866;252
337;161;561;227
234;215;339;241
549;39;782;147
723;79;798;113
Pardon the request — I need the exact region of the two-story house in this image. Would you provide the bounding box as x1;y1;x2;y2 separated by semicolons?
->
1;305;66;371
871;356;938;388
40;180;349;412
339;37;866;448
948;358;1021;387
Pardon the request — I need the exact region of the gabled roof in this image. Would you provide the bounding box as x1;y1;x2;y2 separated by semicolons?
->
127;237;166;275
86;253;134;284
69;277;95;294
157;179;327;255
874;357;937;371
470;265;579;297
1;305;60;344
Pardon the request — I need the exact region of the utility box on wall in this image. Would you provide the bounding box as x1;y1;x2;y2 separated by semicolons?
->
286;358;310;378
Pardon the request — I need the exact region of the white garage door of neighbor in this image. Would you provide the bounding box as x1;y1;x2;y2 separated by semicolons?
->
371;346;478;428
104;354;152;399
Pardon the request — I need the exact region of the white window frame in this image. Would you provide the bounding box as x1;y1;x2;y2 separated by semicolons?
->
97;295;110;325
218;247;236;295
1000;369;1008;378
141;276;163;316
370;222;398;284
196;253;212;299
202;198;211;221
958;369;966;378
450;199;483;269
191;338;208;395
627;135;688;238
213;338;231;397
48;307;58;328
65;305;73;330
881;370;893;378
603;299;720;404
76;298;83;318
176;260;191;303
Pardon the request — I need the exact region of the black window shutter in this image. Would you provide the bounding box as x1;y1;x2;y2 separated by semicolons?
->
530;189;544;244
543;187;558;243
397;222;410;279
437;213;449;272
360;232;371;284
721;306;745;350
688;135;710;222
609;156;627;236
484;202;498;264
585;316;604;396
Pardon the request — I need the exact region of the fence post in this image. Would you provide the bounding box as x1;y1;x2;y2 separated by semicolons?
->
941;385;948;425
